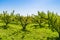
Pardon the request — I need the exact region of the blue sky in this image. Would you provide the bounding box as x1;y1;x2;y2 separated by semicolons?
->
0;0;60;16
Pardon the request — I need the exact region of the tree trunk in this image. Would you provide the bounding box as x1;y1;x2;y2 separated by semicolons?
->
21;24;27;40
3;22;8;29
22;26;26;31
59;33;60;40
56;32;60;40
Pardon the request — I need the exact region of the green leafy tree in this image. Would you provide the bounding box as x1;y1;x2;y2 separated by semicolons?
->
1;11;11;29
47;11;60;40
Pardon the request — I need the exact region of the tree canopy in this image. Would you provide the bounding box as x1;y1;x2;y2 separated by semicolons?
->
0;11;60;40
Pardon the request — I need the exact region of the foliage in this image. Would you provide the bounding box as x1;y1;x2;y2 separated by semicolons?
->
0;11;60;40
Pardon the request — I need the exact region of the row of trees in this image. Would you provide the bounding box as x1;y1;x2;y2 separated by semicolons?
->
0;10;60;40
